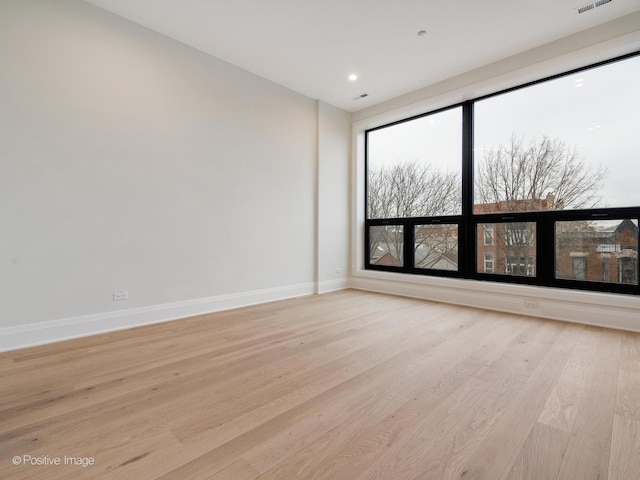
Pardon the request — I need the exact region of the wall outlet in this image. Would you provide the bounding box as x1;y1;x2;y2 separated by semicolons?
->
113;291;128;301
335;267;342;274
524;299;539;309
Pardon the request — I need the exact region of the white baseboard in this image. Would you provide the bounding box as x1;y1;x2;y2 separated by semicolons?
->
0;282;318;352
316;278;350;294
4;273;635;352
351;271;640;333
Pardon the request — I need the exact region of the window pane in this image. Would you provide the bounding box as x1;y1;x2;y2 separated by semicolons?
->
484;255;494;273
483;226;494;246
369;225;404;267
367;107;462;219
474;55;640;214
477;222;536;276
555;219;638;285
414;224;458;271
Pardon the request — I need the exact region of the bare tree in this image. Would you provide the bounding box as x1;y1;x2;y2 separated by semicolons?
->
368;161;460;219
368;161;460;267
475;135;608;276
475;134;608;211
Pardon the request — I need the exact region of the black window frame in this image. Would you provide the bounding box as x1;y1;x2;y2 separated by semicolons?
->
364;51;640;296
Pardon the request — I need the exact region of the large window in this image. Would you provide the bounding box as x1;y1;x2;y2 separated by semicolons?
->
365;52;640;295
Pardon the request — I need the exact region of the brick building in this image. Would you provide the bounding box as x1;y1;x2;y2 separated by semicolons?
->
555;219;638;284
474;194;557;277
476;195;638;285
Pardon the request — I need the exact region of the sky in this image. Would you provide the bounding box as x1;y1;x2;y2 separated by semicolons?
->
368;54;640;210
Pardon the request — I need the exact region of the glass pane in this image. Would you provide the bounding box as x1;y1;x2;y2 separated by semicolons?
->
555;219;638;285
367;107;462;219
474;55;640;214
414;224;458;271
369;225;404;267
477;222;536;276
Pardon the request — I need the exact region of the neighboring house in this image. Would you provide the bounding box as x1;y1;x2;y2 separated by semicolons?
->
476;195;638;284
474;195;556;277
556;218;638;284
371;224;458;270
371;251;402;266
370;226;403;266
414;224;458;271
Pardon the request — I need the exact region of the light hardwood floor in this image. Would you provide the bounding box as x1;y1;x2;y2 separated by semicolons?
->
1;290;639;480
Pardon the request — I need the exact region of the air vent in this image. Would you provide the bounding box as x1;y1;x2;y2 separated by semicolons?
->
577;0;612;14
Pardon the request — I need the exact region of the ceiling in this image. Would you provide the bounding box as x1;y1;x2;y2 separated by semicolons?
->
84;0;640;112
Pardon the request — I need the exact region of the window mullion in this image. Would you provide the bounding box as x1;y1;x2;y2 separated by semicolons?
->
461;101;474;278
405;219;414;272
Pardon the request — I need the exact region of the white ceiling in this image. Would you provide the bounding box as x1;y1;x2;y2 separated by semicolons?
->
84;0;640;112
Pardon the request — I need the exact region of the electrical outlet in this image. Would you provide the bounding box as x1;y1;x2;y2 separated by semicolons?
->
335;267;342;274
113;291;128;301
524;299;539;309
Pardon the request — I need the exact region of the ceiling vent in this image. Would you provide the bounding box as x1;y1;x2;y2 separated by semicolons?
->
577;0;612;14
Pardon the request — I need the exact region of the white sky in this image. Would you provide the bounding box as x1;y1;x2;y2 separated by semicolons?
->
368;54;640;209
368;106;462;177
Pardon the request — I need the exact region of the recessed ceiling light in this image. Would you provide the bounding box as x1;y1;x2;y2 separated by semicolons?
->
417;30;427;37
348;74;358;81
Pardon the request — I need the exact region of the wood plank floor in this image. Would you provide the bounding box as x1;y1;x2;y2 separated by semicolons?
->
1;289;639;480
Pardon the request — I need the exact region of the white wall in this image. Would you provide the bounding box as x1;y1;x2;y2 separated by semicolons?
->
317;101;351;293
0;0;352;350
351;13;640;332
